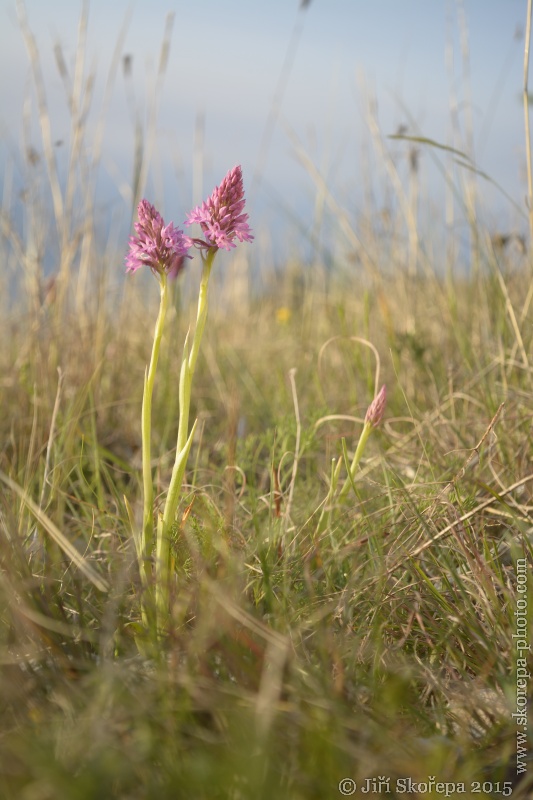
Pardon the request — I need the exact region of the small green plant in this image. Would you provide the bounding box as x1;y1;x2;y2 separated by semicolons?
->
337;382;386;501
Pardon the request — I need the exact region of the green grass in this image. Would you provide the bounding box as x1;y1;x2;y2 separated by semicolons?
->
1;256;532;798
1;5;533;798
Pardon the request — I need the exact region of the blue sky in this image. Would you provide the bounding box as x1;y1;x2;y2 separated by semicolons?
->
0;0;528;263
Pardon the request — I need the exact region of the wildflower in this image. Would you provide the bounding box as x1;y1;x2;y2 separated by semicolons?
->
126;199;190;275
336;384;387;503
276;306;291;324
186;165;253;251
364;384;387;428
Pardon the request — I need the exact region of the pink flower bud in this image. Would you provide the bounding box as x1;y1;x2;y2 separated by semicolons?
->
364;385;387;427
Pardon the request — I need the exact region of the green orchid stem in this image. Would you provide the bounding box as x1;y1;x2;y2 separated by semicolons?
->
156;248;216;630
140;271;169;612
337;421;373;503
179;248;215;453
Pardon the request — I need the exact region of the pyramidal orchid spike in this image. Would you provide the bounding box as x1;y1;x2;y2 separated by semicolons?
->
185;165;253;252
125;199;191;276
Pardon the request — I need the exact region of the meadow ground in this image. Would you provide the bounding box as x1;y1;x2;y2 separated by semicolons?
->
1;230;532;798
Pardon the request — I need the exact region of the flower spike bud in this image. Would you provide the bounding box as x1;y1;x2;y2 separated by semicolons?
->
364;384;387;428
126;199;190;276
185;165;253;252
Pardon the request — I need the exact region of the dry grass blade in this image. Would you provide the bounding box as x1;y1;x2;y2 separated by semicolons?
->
0;470;109;592
390;472;533;573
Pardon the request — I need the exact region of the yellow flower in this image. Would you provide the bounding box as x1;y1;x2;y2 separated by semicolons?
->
276;306;291;324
